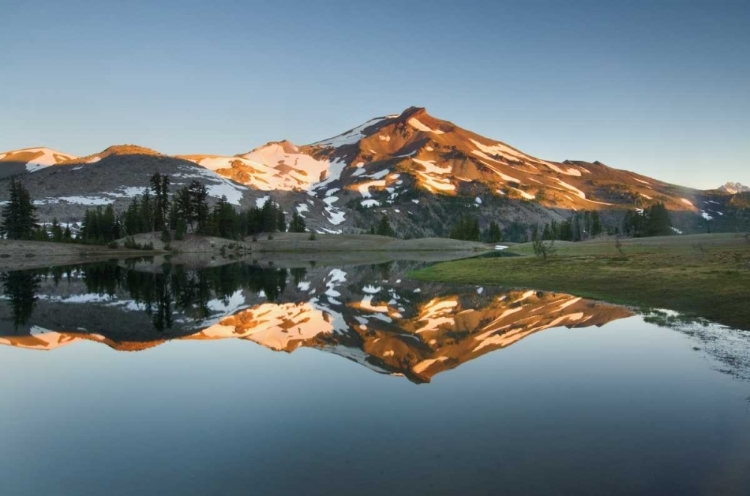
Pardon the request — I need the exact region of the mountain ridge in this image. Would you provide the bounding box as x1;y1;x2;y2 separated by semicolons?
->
1;107;745;237
719;182;749;194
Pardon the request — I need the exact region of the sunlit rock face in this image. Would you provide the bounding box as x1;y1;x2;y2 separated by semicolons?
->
0;262;632;382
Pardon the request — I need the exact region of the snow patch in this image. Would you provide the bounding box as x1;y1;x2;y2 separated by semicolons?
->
408;118;444;134
312;117;387;148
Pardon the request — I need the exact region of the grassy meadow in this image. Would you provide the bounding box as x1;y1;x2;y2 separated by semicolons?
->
410;233;750;331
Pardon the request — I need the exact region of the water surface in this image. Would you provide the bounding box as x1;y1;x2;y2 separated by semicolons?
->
1;260;749;495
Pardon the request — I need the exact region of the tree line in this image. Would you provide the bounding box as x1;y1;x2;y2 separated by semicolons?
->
621;202;672;237
0;174;309;245
81;176;308;245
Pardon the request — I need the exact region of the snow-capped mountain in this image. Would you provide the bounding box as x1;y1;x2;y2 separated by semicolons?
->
0;147;78;177
174;107;701;213
0;107;741;236
719;182;749;194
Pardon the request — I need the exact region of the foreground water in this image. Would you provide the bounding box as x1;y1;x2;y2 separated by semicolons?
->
1;260;749;495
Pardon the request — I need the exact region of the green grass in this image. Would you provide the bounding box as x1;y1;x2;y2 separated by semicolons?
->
410;233;750;331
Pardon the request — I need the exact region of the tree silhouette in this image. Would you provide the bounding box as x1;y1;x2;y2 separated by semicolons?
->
0;179;38;240
1;271;40;329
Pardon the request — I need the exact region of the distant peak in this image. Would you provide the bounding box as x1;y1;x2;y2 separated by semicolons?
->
719;181;749;194
100;144;163;156
397;106;428;120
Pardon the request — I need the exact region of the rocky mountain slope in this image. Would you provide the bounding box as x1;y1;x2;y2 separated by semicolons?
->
0;107;742;236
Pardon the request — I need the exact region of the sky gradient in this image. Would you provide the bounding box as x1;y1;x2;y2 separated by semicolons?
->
1;0;748;189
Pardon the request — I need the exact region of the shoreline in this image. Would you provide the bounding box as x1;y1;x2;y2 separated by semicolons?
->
0;233;493;271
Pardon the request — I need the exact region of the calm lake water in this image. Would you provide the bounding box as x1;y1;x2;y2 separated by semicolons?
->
1;260;749;495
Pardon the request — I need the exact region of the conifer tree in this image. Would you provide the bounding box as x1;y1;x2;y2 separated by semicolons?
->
1;179;38;240
376;214;394;237
288;212;307;232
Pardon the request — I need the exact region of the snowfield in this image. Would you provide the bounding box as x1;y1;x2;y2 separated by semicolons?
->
0;147;78;172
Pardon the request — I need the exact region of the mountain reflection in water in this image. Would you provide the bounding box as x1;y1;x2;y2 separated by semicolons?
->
0;260;633;383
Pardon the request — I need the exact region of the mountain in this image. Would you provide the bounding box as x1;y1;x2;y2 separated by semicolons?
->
184;107;701;212
719;182;750;194
0;147;78;177
0;107;743;237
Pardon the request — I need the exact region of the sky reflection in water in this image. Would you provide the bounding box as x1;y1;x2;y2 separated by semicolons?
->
1;260;749;495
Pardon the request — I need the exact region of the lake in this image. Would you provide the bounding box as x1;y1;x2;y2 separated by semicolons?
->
1;259;749;495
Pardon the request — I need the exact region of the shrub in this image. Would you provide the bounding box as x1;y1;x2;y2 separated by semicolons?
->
309;233;316;241
532;233;556;261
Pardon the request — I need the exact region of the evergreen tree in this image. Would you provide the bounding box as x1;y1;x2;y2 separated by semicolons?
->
376;214;394;237
485;221;502;242
211;196;240;238
591;211;602;236
139;190;154;233
150;173;170;230
0;179;38;240
174;218;187;240
51;218;63;242
80;205;121;244
288;212;307;232
189;181;210;233
572;215;582;242
645;202;672;236
450;215;480;241
622;203;671;238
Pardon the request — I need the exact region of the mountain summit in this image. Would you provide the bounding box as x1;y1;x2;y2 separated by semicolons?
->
719;182;749;194
185;106;697;213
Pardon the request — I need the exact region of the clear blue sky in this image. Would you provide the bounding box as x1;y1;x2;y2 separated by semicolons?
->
1;0;748;189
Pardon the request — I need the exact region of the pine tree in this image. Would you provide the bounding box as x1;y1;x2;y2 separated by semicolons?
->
150;173;171;230
175;187;193;231
140;190;154;233
189;181;209;233
376;214;394;237
174;218;187;240
645;202;672;236
0;179;38;240
485;221;502;242
289;212;307;232
51;218;63;242
591;211;602;236
450;215;480;241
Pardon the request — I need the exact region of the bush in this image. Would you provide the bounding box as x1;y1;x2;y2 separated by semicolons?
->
107;241;119;249
160;228;172;244
309;233;316;241
532;234;556;260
